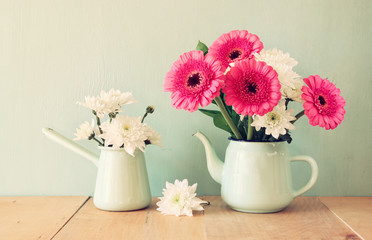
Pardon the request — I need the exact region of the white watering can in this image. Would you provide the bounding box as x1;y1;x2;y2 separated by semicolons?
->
42;127;151;211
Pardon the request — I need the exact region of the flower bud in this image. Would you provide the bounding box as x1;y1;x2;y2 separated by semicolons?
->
146;105;155;114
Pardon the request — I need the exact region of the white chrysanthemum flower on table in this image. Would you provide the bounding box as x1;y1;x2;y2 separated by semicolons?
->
254;48;301;99
74;120;95;140
77;89;137;118
156;179;208;217
100;116;147;156
251;101;296;139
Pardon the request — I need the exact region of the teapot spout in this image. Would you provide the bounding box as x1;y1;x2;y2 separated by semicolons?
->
193;131;223;184
42;128;99;167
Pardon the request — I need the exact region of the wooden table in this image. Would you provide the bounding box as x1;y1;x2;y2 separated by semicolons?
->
0;196;371;240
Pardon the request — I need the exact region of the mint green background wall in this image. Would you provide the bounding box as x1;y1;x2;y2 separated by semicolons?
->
1;0;371;197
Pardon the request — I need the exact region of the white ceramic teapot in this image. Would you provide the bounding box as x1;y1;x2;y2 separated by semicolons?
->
193;131;318;213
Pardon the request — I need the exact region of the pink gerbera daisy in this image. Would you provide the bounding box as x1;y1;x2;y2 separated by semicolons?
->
301;75;346;130
208;30;264;71
164;50;225;112
223;58;281;116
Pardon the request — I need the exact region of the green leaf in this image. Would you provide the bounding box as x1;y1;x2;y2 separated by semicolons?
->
199;109;219;118
199;109;233;135
196;41;208;55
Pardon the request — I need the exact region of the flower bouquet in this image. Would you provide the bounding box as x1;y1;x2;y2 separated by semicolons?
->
74;88;162;155
164;30;346;142
42;89;162;211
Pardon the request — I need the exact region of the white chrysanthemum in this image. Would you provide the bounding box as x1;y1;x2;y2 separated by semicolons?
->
254;49;301;99
99;89;137;114
255;48;298;67
99;116;147;156
142;124;163;147
77;89;137;118
77;96;107;118
251;101;296;139
156;179;208;217
74;120;95;140
281;78;304;103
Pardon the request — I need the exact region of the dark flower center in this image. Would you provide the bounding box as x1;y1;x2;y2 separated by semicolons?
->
229;50;242;60
246;82;258;94
187;73;203;88
318;95;326;105
315;93;337;116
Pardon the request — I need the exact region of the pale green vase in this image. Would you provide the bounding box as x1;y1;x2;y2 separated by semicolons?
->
93;147;152;211
194;131;318;213
42;128;152;212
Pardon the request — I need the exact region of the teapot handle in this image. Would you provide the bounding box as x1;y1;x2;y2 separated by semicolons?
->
290;155;318;198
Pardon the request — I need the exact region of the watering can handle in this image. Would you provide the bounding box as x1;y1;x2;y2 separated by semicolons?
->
290;155;318;198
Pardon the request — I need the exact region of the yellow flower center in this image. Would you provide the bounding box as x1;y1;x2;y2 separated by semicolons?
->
266;112;281;127
173;194;181;204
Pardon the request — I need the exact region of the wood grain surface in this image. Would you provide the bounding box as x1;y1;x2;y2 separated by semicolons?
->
320;197;372;239
0;196;88;240
203;196;361;240
53;196;363;240
53;197;206;240
1;196;369;240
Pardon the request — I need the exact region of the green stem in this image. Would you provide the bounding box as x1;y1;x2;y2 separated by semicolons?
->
215;96;242;139
285;98;291;110
141;113;148;123
291;110;305;124
93;111;103;134
92;137;104;146
247;115;254;141
242;116;248;139
93;111;104;145
141;106;155;123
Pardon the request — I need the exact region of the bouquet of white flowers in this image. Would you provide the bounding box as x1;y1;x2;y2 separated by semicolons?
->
74;89;162;156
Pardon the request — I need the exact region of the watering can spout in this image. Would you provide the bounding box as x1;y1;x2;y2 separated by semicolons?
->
41;128;99;167
193;131;224;184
